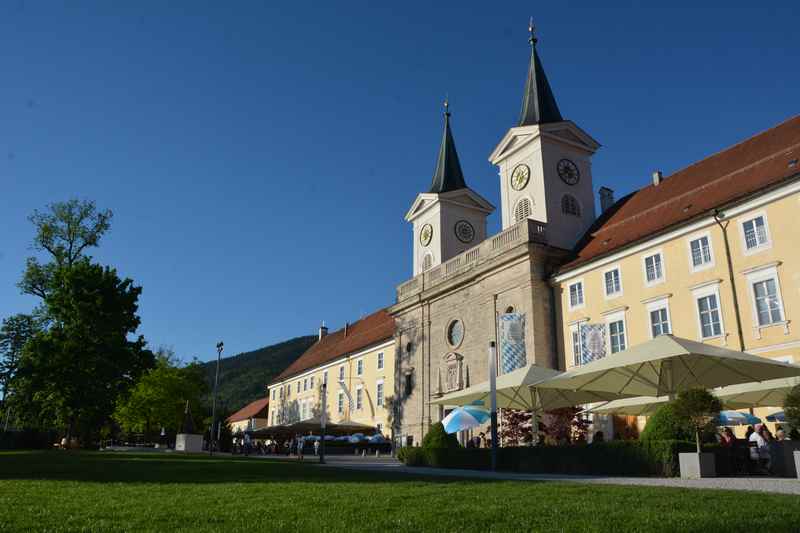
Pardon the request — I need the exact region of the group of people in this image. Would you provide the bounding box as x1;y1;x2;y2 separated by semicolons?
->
718;423;797;474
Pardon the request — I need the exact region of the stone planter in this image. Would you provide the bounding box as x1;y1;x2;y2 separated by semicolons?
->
679;452;716;479
175;433;203;453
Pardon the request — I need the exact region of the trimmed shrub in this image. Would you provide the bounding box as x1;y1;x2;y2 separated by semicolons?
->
397;446;426;466
421;422;460;450
640;404;694;442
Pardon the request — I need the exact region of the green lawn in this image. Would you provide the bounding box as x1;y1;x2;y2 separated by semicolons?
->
0;451;796;532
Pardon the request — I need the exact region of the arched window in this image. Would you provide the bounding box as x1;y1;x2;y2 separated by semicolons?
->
421;253;433;272
514;197;532;222
561;194;581;216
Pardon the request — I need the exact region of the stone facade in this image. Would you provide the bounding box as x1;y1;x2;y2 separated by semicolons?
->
389;219;568;445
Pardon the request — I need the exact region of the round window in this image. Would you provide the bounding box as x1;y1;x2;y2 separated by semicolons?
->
446;319;464;347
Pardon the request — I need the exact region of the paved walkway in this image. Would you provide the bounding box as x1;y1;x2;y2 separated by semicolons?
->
271;454;800;495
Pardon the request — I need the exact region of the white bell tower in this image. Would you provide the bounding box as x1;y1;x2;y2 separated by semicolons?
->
488;23;600;251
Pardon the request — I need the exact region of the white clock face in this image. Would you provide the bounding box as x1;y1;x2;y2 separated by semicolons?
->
419;224;433;247
511;164;530;191
454;220;475;244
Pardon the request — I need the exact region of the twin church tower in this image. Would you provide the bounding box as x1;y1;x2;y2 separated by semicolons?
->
406;25;600;276
391;25;604;445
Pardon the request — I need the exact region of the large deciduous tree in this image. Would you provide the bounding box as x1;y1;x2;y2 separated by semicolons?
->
13;261;154;440
114;350;208;440
0;314;39;401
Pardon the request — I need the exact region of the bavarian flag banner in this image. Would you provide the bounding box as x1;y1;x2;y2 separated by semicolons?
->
579;323;607;365
499;313;527;374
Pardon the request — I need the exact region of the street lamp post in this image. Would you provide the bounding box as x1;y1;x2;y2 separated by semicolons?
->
319;382;326;464
209;341;224;456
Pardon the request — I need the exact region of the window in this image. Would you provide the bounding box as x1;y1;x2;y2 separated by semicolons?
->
514;197;532;222
422;253;433;272
446;319;464;347
604;268;622;297
608;320;626;353
376;423;383;434
271;389;276;400
742;215;769;251
697;294;722;338
568;281;584;309
310;376;315;389
650;308;671;337
285;385;290;398
303;378;308;391
356;359;364;376
377;352;384;370
689;235;713;269
753;278;783;326
323;371;328;385
561;194;581;216
296;381;301;393
337;391;344;414
570;326;582;367
643;253;664;285
404;373;413;397
338;365;345;381
376;381;384;407
356;387;363;410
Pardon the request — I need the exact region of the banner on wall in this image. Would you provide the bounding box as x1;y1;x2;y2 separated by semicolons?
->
499;313;527;374
579;323;607;365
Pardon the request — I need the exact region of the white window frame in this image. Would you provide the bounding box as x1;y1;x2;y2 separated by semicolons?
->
377;352;384;370
692;282;726;342
686;231;715;273
310;376;315;389
567;279;585;311
356;359;364;376
603;265;623;300
303;378;308;391
604;310;627;354
296;381;301;393
646;297;672;339
337;391;344;414
745;264;788;337
355;385;364;411
338;365;345;381
739;210;772;255
271;389;276;400
568;320;588;367
376;379;384;407
641;249;665;287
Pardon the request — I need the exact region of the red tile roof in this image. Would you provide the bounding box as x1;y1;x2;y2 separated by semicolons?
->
561;115;800;272
227;397;269;423
271;308;395;384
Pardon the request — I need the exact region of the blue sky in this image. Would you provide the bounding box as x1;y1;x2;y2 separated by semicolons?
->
1;2;798;362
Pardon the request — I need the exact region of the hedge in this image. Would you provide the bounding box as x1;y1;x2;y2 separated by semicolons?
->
0;429;60;450
398;440;698;477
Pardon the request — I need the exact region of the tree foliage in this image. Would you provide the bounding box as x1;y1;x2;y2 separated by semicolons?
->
671;388;722;453
114;350;208;439
640;403;693;442
543;407;590;445
783;385;800;430
421;422;460;449
12;261;154;439
0;314;39;401
499;409;534;446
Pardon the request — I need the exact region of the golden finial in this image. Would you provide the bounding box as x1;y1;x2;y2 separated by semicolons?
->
528;17;537;46
444;94;450;116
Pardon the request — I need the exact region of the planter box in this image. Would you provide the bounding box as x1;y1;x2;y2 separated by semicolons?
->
175;433;203;453
679;452;716;479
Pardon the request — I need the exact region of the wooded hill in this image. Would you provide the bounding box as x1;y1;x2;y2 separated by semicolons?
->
200;335;316;412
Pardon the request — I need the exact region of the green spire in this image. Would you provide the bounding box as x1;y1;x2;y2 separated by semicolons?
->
429;98;467;193
518;19;563;126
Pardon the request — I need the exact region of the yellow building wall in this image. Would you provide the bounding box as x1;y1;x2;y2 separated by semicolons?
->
555;184;800;422
266;340;395;436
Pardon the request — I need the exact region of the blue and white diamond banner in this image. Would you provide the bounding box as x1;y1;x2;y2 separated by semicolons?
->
499;313;527;374
579;323;607;365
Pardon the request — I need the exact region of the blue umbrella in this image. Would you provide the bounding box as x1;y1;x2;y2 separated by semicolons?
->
716;410;762;426
442;404;491;434
766;411;785;422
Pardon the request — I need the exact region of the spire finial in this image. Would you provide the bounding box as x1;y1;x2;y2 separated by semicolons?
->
443;94;450;117
528;17;537;46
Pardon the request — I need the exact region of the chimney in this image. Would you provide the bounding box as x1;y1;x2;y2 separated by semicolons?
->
599;186;615;213
318;321;328;341
652;170;664;186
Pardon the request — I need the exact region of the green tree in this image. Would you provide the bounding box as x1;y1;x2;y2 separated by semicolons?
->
421;422;460;450
114;349;208;440
13;261;154;441
19;199;112;299
0;314;39;401
783;385;800;430
672;388;722;454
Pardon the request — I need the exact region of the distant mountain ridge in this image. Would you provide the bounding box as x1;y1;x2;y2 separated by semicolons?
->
200;335;316;412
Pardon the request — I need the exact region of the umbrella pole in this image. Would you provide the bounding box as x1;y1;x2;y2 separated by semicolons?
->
489;341;498;471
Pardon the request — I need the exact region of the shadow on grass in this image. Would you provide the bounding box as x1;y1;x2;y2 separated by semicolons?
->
0;451;483;485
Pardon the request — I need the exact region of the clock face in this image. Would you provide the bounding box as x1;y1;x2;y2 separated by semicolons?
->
419;224;433;247
557;159;580;185
454;220;475;244
510;164;530;191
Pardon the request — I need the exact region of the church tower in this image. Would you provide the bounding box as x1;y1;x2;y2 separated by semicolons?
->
489;22;600;251
406;102;494;276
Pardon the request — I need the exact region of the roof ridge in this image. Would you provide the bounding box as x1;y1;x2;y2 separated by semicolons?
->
595;139;800;235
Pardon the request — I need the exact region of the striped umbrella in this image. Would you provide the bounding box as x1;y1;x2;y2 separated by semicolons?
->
766;411;785;422
442;404;491;434
716;410;762;426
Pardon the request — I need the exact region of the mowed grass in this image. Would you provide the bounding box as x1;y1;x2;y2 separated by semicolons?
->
0;451;798;532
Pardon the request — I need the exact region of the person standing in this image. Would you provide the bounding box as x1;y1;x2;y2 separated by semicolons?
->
313;439;320;456
244;432;252;457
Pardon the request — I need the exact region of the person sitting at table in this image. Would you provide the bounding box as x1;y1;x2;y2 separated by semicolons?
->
749;424;771;473
775;426;786;441
720;427;736;447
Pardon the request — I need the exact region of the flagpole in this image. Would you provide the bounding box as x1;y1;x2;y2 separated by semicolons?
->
489;341;498;471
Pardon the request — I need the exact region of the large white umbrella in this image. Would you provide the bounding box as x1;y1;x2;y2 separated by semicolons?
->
591;376;800;416
430;362;632;412
536;335;800;399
